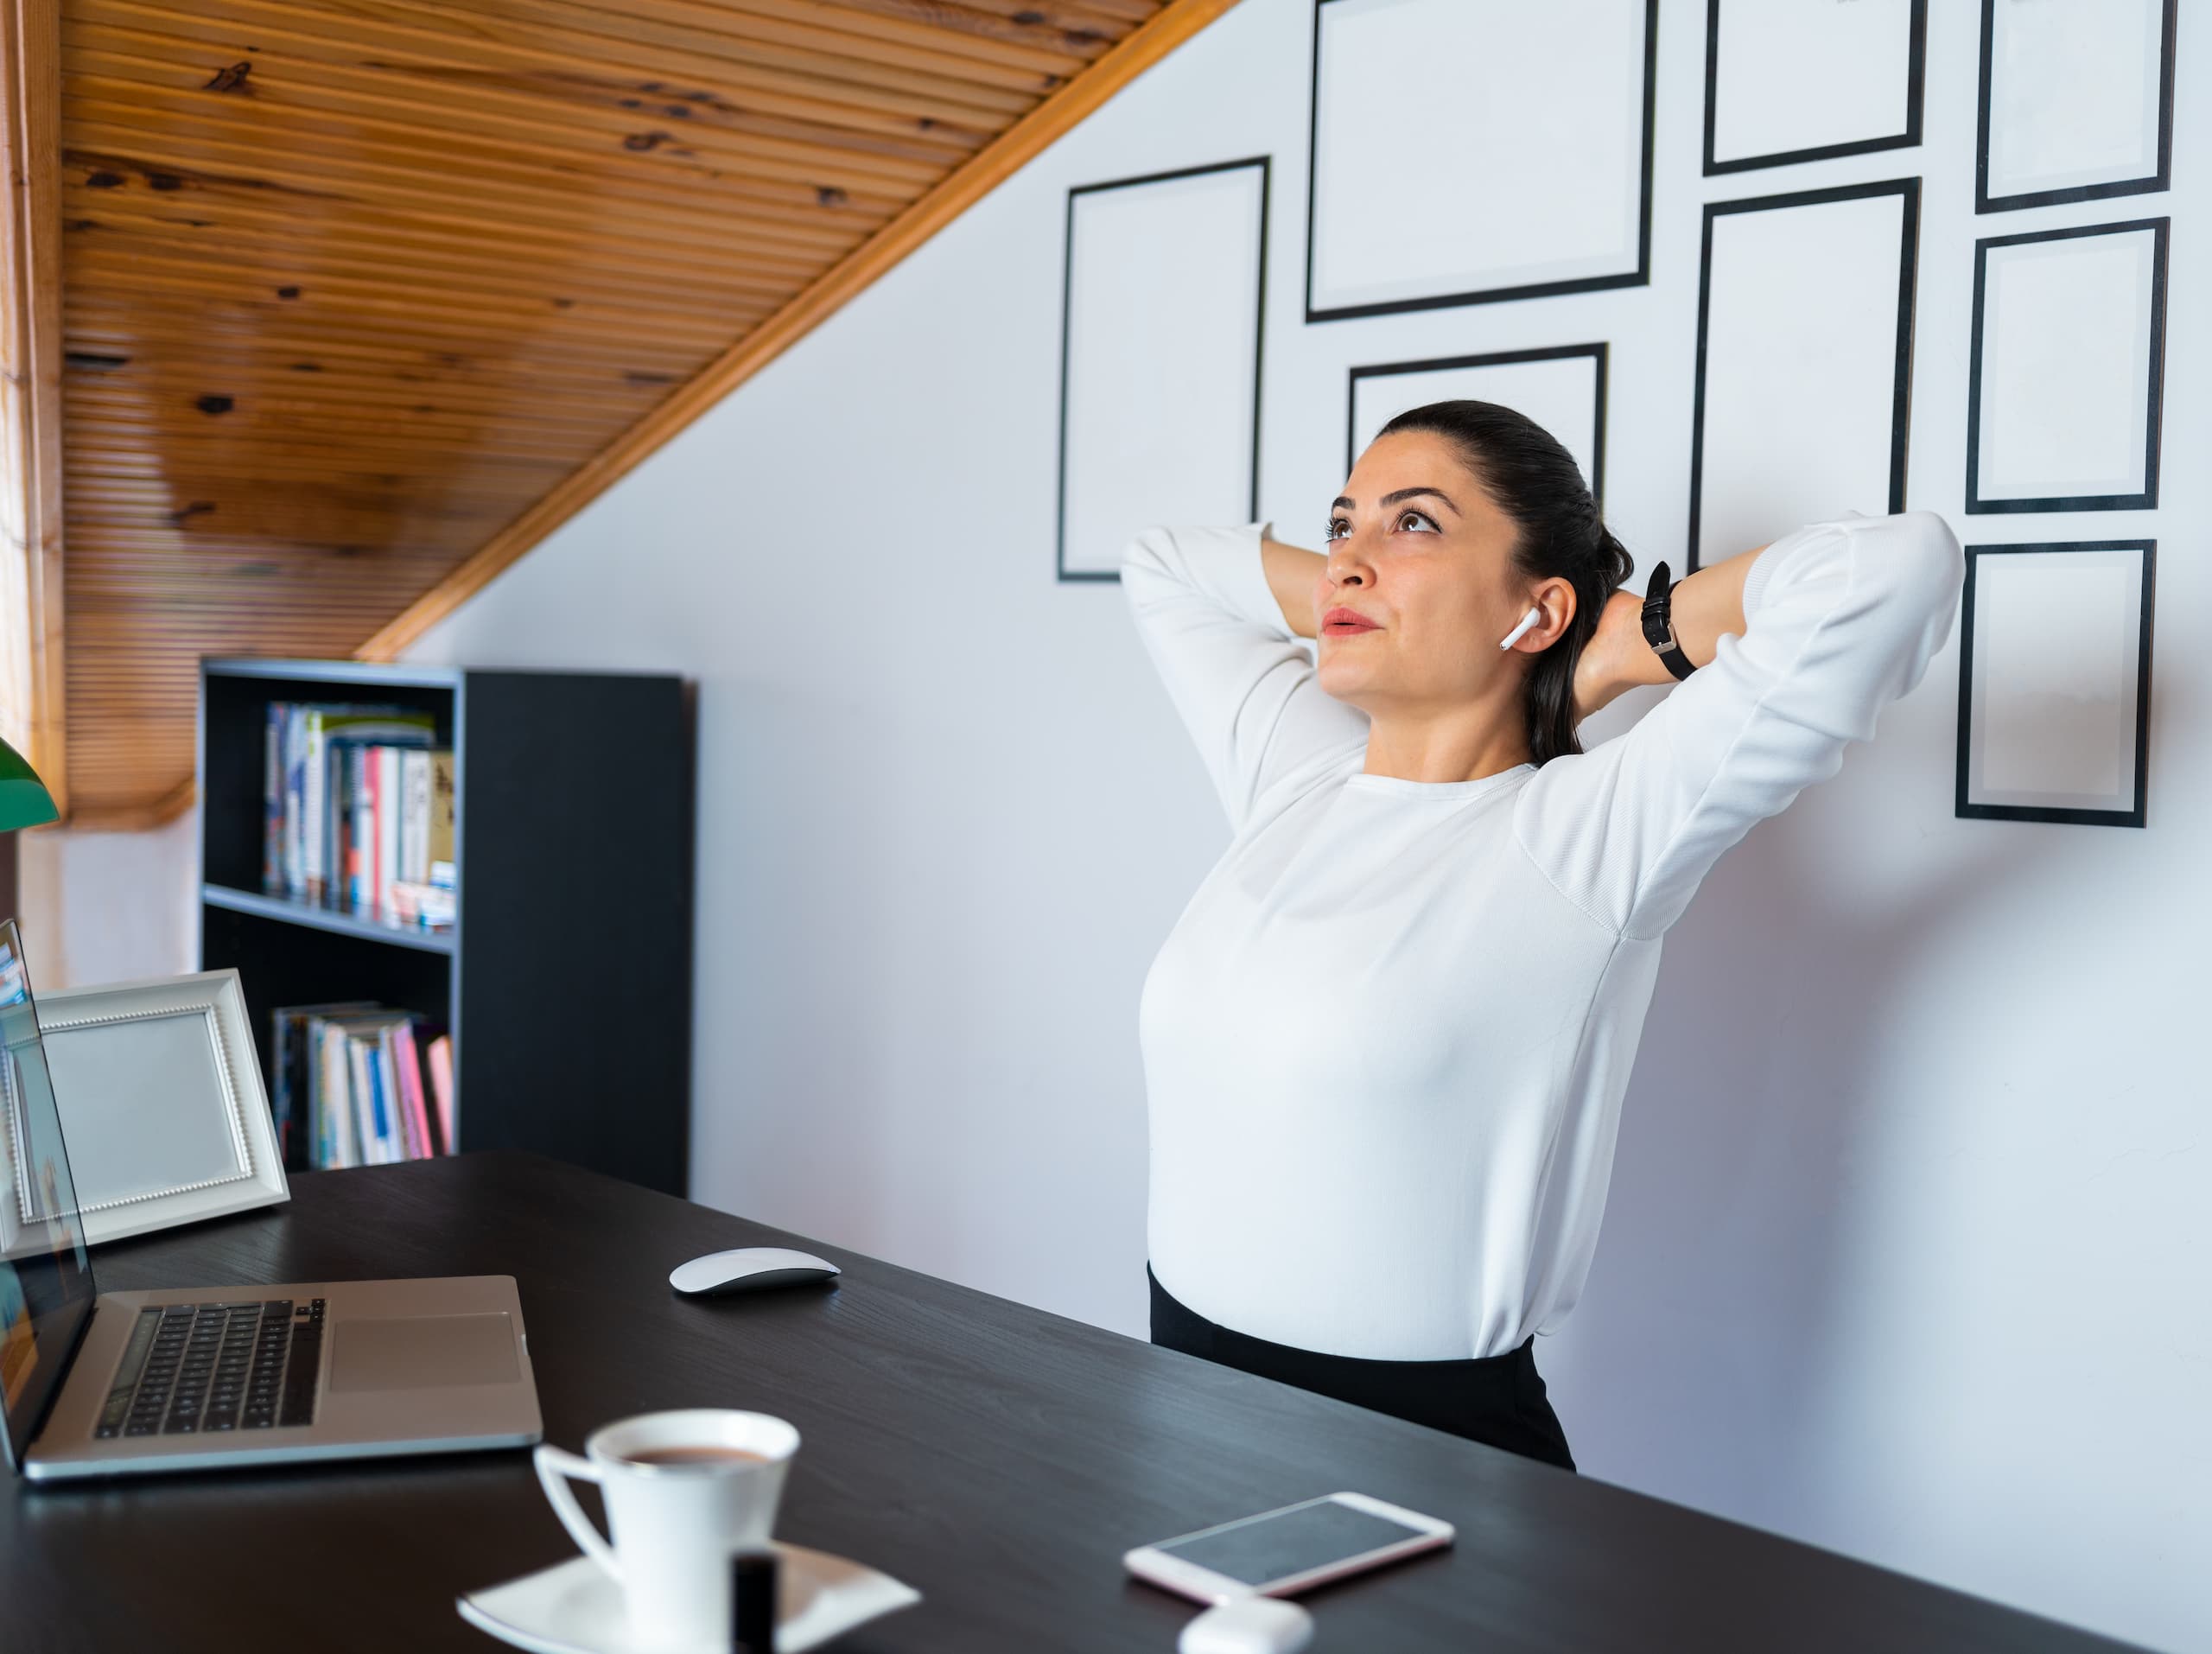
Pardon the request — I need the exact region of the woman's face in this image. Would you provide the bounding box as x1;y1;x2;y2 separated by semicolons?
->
1314;429;1564;716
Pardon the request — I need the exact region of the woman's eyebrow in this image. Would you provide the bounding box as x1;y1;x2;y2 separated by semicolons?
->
1331;487;1462;515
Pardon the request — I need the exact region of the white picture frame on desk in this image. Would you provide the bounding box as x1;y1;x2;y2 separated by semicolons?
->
3;969;289;1246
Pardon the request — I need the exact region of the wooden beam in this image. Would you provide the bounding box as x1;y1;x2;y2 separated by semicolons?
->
358;0;1242;661
0;0;63;812
62;773;193;831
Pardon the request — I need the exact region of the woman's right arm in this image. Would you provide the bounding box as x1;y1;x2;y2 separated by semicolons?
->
1122;525;1367;832
1260;536;1325;639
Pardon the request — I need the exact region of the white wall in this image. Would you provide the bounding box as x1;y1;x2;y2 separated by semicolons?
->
18;807;198;989
380;2;2204;1648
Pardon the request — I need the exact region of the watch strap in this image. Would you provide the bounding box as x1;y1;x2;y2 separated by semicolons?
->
1639;559;1697;682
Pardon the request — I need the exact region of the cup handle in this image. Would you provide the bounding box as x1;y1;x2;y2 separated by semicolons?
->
534;1444;622;1581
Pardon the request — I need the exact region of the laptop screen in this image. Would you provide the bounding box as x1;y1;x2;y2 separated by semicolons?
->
0;919;96;1470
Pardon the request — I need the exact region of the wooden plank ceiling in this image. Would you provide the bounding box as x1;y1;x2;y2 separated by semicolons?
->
58;0;1224;827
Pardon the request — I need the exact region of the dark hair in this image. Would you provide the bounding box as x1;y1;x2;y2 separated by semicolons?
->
1372;398;1636;767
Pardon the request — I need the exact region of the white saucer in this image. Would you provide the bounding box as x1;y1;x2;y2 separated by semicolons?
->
457;1540;921;1654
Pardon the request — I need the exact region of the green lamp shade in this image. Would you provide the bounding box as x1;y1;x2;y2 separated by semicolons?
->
0;736;57;831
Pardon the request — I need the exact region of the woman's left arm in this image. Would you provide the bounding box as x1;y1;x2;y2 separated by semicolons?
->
1572;542;1765;724
1525;510;1964;940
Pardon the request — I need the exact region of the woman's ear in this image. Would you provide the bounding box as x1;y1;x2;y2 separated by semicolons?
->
1507;579;1578;652
1544;577;1580;642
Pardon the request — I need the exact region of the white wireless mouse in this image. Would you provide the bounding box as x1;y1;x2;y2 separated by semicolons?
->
1178;1596;1314;1654
669;1246;842;1297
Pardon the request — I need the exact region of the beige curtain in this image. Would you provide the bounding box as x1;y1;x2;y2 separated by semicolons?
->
0;0;61;810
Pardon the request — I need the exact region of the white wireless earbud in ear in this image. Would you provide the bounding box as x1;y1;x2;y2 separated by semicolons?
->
1498;606;1542;650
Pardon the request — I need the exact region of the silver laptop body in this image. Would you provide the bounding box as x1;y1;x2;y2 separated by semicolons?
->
0;919;541;1483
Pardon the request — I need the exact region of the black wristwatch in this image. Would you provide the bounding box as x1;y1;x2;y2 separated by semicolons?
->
1639;560;1696;682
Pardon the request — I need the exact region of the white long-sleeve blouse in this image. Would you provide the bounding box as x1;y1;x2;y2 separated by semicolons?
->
1122;510;1964;1360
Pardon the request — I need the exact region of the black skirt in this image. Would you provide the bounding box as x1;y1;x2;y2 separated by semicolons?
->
1148;1267;1575;1473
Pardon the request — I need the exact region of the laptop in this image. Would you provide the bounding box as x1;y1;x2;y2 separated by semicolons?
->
0;918;542;1481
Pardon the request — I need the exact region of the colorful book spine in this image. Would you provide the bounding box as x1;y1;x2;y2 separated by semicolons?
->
380;1032;403;1161
258;705;437;911
399;748;428;888
275;1011;470;1167
393;1021;436;1156
317;1021;358;1168
427;1034;455;1155
309;1024;326;1167
302;709;335;902
269;1008;293;1164
322;741;340;913
429;751;456;883
272;1002;379;1172
311;1022;325;1167
375;1027;411;1160
377;745;403;919
283;704;308;899
327;742;349;914
360;747;379;916
347;744;372;913
348;1034;383;1166
262;703;287;894
388;882;456;929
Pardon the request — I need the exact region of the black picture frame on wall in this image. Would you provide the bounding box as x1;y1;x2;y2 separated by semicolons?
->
1344;344;1608;508
1955;541;2154;829
1303;0;1657;322
1703;0;1927;176
1687;176;1920;573
1976;0;2177;213
1964;217;2168;516
1054;156;1270;584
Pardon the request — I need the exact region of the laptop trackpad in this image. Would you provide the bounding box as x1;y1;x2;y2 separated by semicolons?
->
328;1314;520;1393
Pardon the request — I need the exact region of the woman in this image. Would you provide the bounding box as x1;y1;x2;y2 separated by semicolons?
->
1121;400;1962;1471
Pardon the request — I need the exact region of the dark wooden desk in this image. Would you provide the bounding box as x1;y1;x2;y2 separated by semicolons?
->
2;1154;2143;1652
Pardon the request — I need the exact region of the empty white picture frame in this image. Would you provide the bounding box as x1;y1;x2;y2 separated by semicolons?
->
1688;178;1919;571
1345;345;1606;506
18;970;289;1246
1706;0;1926;175
1967;219;2167;514
1306;0;1656;321
1057;158;1268;582
1957;541;2153;827
1977;0;2176;213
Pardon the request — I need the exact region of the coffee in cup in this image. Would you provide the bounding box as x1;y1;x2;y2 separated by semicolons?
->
534;1409;800;1651
621;1445;772;1468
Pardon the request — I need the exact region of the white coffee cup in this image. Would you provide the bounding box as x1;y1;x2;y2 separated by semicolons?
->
533;1409;800;1651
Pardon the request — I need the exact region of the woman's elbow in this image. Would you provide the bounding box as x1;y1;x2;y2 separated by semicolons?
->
1120;524;1179;582
1874;509;1967;670
1883;509;1967;620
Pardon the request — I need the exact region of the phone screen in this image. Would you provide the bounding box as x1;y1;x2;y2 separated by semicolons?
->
1155;1498;1429;1586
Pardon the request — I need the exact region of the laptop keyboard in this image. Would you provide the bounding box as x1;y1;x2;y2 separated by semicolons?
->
95;1298;327;1439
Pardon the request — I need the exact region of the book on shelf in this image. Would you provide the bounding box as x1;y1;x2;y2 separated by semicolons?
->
389;879;456;928
261;701;455;928
424;1029;455;1156
269;999;375;1167
270;1002;456;1171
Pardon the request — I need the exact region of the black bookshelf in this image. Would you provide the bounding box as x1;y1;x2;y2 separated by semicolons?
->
198;658;694;1194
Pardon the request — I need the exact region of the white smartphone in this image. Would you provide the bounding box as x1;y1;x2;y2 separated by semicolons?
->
1122;1491;1454;1603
